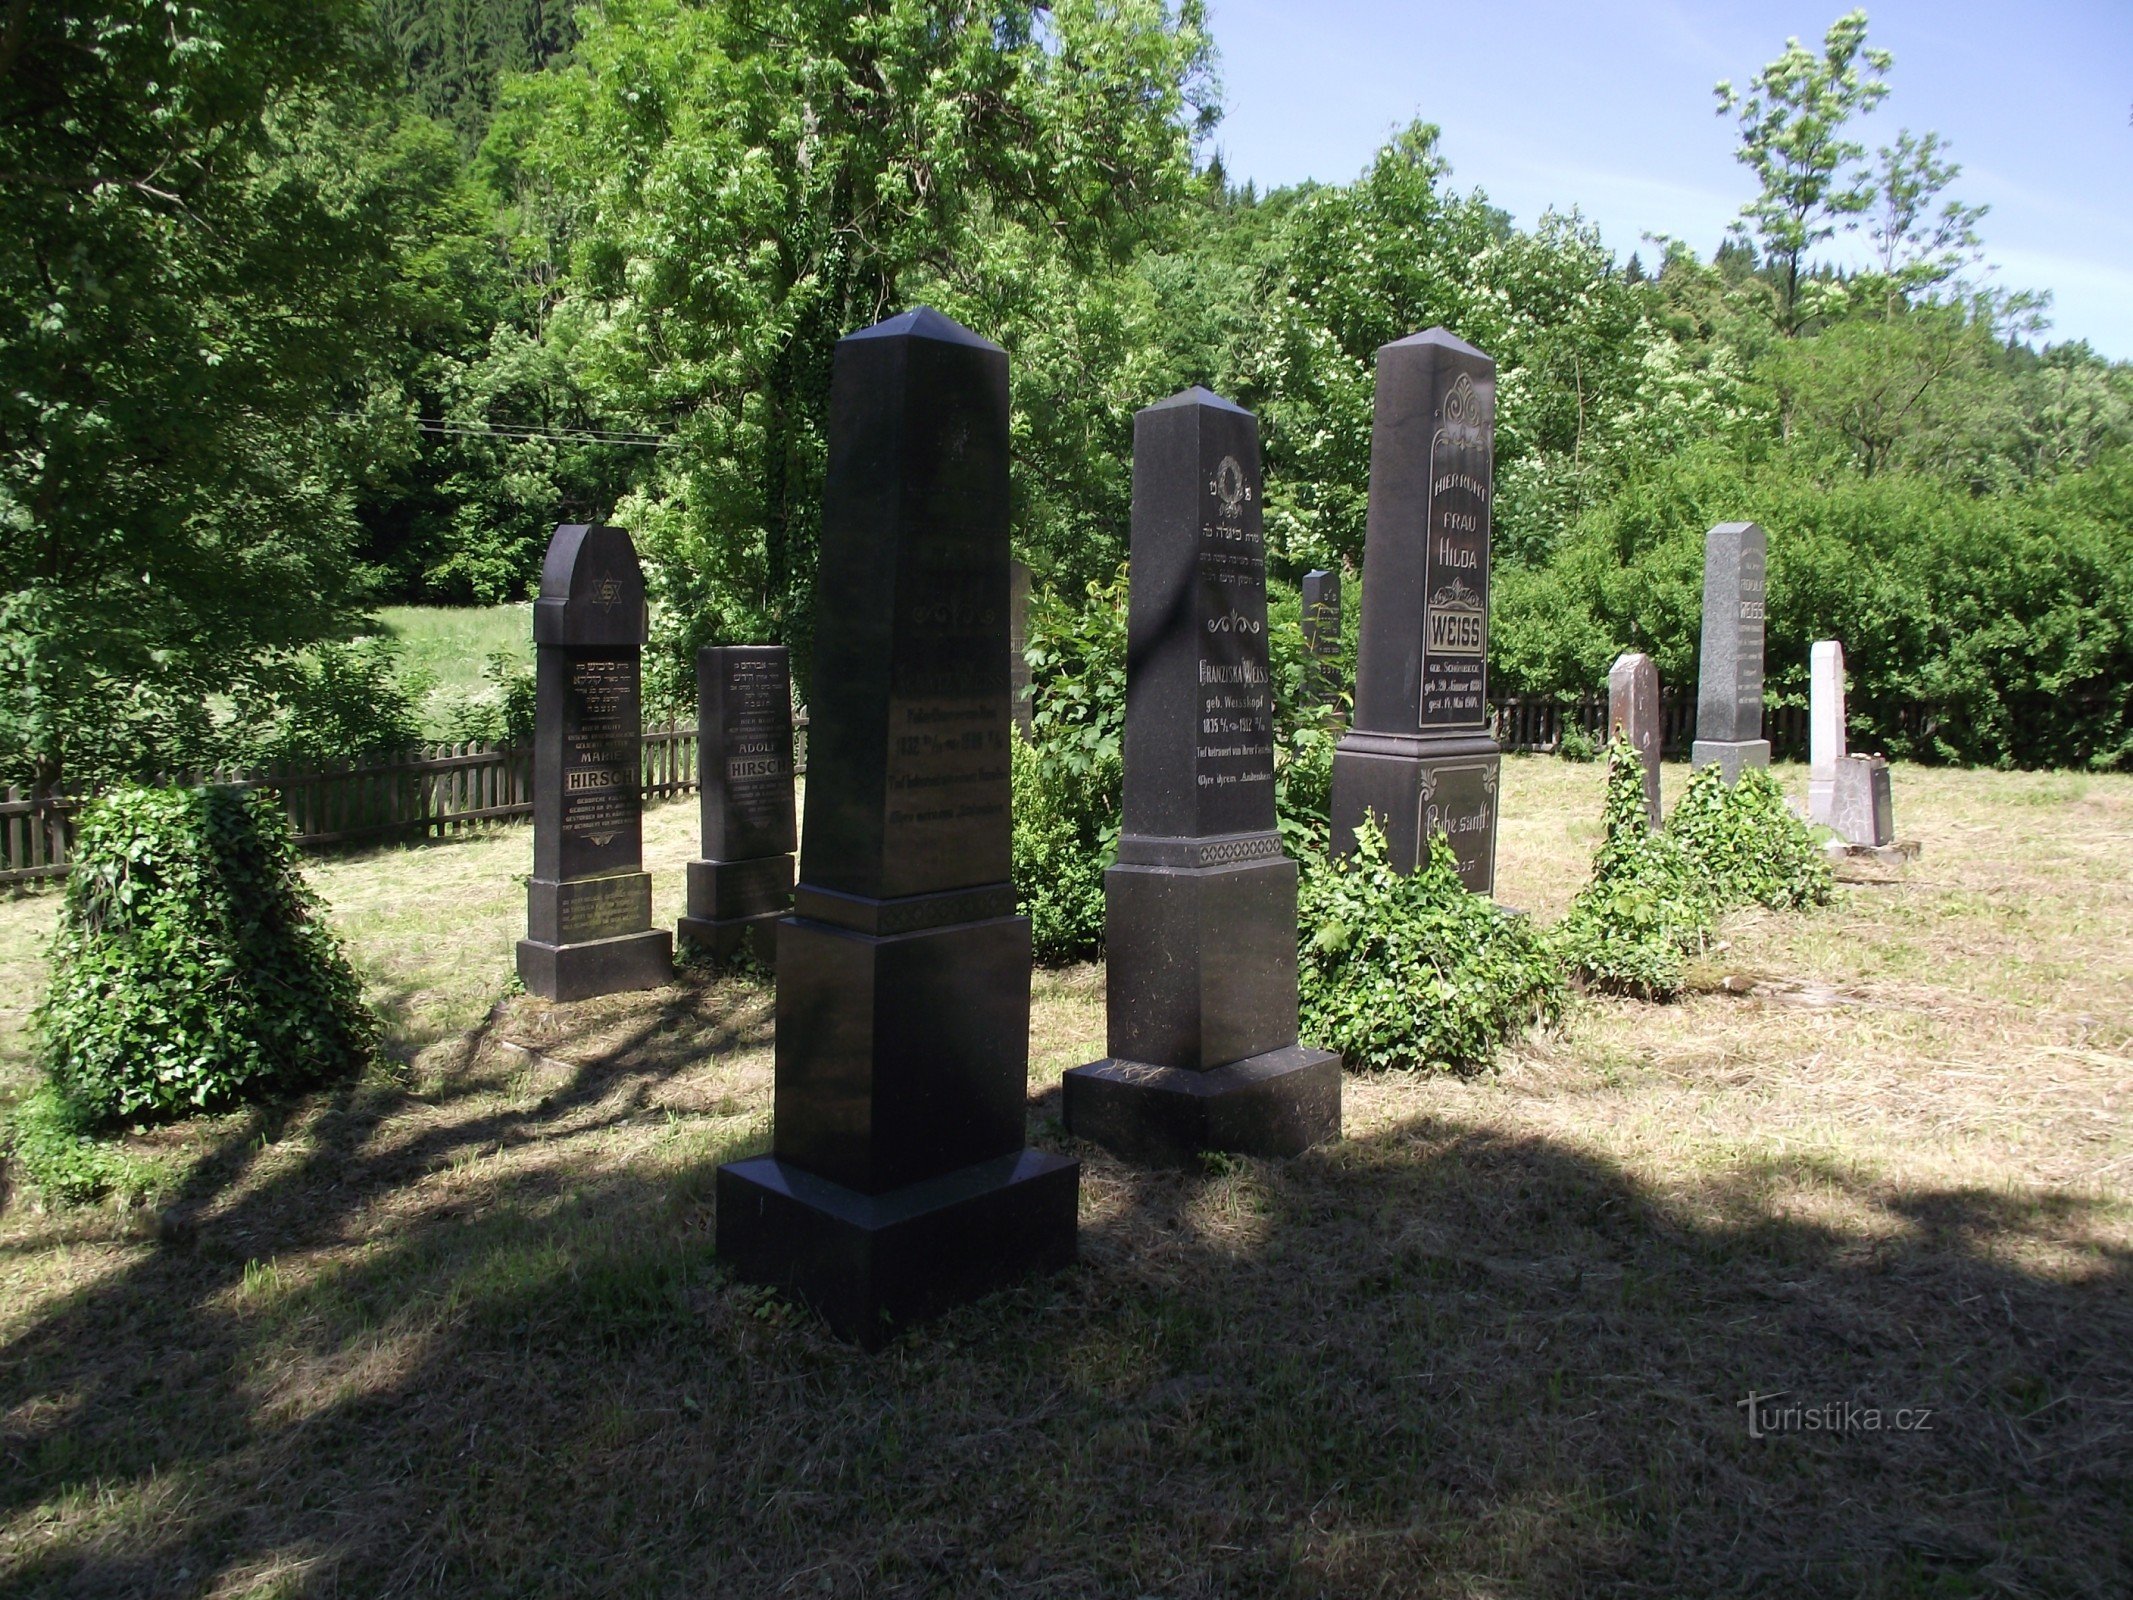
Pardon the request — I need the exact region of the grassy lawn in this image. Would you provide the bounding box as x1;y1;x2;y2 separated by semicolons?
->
373;604;532;740
3;758;2129;1596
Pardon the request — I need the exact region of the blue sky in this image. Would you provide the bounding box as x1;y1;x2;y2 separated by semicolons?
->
1204;1;2133;358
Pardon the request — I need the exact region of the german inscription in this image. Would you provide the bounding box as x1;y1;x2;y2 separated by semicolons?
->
884;565;1011;889
1420;371;1491;730
564;651;639;877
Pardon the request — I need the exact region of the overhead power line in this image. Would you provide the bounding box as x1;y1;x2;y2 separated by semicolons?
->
330;413;677;449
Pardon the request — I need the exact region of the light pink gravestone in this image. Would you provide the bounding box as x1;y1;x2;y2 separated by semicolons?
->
1606;651;1662;829
1809;640;1846;826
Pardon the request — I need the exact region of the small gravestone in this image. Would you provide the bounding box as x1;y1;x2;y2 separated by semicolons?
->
1809;639;1846;826
1302;566;1342;710
1009;557;1035;738
715;308;1077;1346
516;523;674;1001
1830;754;1894;846
1607;651;1662;829
1330;329;1502;891
677;645;796;964
1061;389;1341;1166
1690;522;1771;784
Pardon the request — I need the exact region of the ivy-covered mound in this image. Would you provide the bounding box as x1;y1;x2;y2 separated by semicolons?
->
1299;819;1564;1072
1552;738;1716;998
39;784;377;1124
1669;763;1834;911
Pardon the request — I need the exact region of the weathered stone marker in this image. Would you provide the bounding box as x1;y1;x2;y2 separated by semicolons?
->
715;308;1078;1346
1810;639;1846;826
1607;651;1662;829
1062;389;1342;1166
516;523;674;1001
1830;754;1894;847
1302;566;1342;710
677;645;795;964
1330;329;1501;891
1009;557;1034;737
1690;521;1771;784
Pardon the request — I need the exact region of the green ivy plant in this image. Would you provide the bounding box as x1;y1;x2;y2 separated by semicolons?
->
38;784;379;1126
1299;817;1564;1072
1669;763;1834;910
1552;737;1716;997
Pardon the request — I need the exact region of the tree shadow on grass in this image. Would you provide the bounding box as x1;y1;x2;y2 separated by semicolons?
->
2;1035;2128;1599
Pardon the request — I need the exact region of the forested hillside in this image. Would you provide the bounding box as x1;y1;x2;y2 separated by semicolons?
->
4;2;2128;789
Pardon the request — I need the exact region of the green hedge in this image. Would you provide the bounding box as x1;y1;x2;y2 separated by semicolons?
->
1492;444;2133;768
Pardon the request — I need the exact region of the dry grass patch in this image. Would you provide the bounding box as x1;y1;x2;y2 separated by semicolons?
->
2;759;2129;1596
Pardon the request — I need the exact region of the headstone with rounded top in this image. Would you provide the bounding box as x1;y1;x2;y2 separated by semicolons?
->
1607;651;1662;829
515;523;674;1001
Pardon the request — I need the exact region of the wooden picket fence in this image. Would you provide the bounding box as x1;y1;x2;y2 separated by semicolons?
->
1492;691;1808;759
1;717;809;889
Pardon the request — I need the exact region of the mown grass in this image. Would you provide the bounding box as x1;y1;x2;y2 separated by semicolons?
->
2;759;2129;1597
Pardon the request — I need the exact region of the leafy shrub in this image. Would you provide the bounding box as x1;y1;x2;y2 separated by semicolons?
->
1668;764;1833;910
1265;579;1352;854
1011;731;1112;962
1013;568;1129;962
2;1085;162;1206
1299;818;1564;1072
1551;738;1715;997
1555;723;1599;763
38;785;378;1124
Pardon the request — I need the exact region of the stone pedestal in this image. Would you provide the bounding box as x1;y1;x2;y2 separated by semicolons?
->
1329;329;1501;891
714;307;1076;1345
1809;639;1846;825
1607;651;1662;828
1061;388;1339;1166
677;645;796;965
515;523;673;1001
1690;521;1770;786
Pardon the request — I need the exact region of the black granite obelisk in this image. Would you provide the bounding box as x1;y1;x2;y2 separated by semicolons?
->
1329;329;1502;892
676;645;795;964
1060;389;1342;1167
1690;521;1771;784
715;308;1078;1346
516;523;675;1001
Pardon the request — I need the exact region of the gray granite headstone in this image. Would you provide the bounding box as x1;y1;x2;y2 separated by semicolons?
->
677;645;796;964
1301;567;1342;710
1829;753;1895;847
515;523;674;1001
1607;651;1662;829
1690;521;1771;784
1060;388;1341;1167
1328;329;1502;891
714;307;1077;1347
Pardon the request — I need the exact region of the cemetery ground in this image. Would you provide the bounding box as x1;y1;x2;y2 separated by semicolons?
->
2;760;2129;1597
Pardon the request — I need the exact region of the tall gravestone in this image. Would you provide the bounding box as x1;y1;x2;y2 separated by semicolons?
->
1607;651;1662;829
1690;522;1771;784
677;645;796;964
1061;390;1342;1166
1329;329;1502;891
516;523;674;1001
1009;557;1035;737
1809;639;1846;825
715;308;1078;1346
